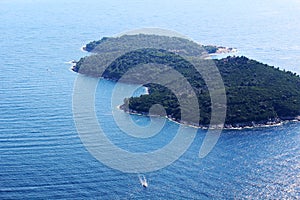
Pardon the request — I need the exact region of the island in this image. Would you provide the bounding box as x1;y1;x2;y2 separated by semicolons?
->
72;34;300;129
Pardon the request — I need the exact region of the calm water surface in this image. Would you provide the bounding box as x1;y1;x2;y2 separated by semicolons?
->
0;0;300;199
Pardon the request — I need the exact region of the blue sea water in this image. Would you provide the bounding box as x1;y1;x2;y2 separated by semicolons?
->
0;0;300;199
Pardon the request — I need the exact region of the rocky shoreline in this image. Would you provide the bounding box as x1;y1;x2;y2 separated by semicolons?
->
216;46;237;54
119;104;300;130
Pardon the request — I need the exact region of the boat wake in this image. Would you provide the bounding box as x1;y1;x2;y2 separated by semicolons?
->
138;175;148;188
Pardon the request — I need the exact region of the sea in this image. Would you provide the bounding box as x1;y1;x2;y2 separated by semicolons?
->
0;0;300;199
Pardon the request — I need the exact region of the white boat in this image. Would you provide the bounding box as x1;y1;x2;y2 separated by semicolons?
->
139;175;148;188
142;181;148;188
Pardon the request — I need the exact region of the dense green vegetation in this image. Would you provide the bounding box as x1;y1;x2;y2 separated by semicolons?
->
74;34;300;127
83;34;218;56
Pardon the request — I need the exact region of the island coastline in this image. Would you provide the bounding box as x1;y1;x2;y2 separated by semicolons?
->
71;34;300;131
70;57;300;130
118;104;300;130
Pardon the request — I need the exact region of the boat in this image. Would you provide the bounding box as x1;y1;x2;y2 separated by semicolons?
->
142;181;148;188
139;175;148;188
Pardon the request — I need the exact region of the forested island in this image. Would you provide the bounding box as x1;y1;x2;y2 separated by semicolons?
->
73;34;300;129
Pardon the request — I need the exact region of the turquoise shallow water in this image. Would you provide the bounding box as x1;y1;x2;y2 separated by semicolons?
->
0;0;300;199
